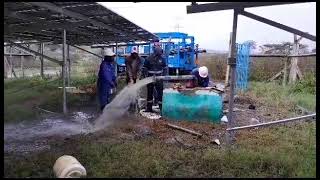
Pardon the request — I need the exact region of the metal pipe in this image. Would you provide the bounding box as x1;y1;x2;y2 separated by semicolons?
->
154;75;195;81
227;113;316;132
62;29;67;115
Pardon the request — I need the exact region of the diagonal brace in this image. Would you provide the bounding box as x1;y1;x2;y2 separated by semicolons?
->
239;10;316;42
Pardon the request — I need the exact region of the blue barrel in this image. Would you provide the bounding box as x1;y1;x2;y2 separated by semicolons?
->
162;88;223;123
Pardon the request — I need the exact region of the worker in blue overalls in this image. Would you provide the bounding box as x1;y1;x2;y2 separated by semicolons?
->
144;45;167;113
191;66;210;87
97;48;117;111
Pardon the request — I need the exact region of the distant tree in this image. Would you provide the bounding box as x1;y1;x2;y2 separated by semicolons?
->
260;42;309;55
243;40;257;50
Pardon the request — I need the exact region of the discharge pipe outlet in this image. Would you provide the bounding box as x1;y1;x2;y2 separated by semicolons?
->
53;155;87;178
153;75;195;82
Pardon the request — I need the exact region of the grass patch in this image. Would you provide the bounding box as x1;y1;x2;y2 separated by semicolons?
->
249;79;316;111
4;121;316;178
4;69;316;177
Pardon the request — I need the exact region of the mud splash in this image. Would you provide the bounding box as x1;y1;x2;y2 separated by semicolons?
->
4;112;95;154
4;77;154;153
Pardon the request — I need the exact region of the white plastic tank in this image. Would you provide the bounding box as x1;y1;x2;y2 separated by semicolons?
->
53;155;87;178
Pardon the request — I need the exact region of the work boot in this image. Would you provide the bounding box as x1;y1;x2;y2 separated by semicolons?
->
158;104;162;115
145;103;153;112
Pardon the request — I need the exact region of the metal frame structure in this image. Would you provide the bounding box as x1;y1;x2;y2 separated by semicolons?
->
4;2;157;45
4;2;158;115
186;2;316;144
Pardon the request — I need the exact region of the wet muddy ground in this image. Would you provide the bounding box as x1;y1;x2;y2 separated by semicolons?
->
4;89;286;156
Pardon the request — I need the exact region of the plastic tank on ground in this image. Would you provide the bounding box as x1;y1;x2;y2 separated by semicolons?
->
162;88;223;123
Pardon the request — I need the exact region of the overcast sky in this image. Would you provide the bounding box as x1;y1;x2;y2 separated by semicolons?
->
99;2;316;52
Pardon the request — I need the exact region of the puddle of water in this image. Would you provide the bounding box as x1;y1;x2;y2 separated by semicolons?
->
4;77;154;153
4;111;95;154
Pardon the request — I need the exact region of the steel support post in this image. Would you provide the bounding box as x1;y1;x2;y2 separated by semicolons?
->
40;43;44;78
226;9;239;146
62;29;67;114
67;44;71;87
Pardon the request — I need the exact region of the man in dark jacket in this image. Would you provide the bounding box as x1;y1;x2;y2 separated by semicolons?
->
191;66;209;87
125;47;142;84
97;49;117;111
144;46;167;112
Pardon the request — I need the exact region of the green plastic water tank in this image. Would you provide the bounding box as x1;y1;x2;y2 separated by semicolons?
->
162;88;223;123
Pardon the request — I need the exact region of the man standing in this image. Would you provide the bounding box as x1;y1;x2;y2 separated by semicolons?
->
125;47;142;84
191;66;210;87
97;49;117;111
144;46;167;112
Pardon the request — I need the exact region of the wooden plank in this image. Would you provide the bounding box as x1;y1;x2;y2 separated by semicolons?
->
269;69;283;81
167;123;203;137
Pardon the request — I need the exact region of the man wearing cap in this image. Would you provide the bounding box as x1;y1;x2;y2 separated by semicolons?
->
191;66;210;87
144;46;167;113
97;48;117;111
125;46;143;84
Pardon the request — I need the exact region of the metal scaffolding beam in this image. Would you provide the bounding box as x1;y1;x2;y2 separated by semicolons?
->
70;45;103;58
187;2;306;13
7;40;62;65
239;10;316;42
28;2;146;41
4;2;157;45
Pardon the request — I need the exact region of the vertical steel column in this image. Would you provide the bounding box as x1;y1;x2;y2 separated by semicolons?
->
67;44;70;87
21;53;24;78
282;57;288;86
225;32;232;87
62;29;67;114
40;43;44;78
9;46;13;78
226;9;239;146
115;42;118;77
101;48;105;57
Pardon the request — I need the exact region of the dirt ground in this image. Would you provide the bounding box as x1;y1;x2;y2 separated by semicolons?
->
4;84;289;156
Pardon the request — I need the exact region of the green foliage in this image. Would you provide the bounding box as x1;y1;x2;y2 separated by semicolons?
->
289;73;316;95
